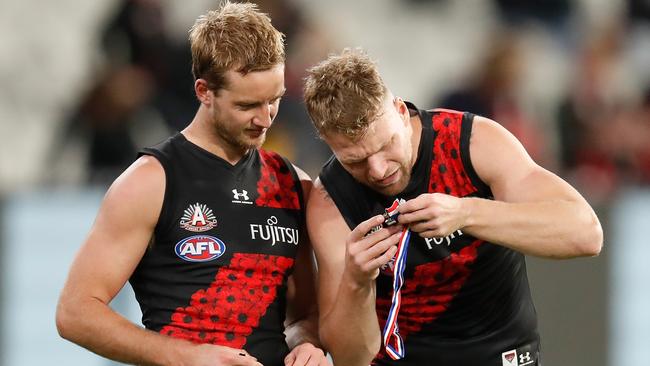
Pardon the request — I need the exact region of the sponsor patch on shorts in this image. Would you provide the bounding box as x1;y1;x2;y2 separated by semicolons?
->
502;342;537;366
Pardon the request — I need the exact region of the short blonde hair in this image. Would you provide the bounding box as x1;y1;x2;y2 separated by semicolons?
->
189;1;285;92
303;48;388;139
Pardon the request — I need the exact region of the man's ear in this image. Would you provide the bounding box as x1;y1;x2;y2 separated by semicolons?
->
195;79;212;106
393;96;409;125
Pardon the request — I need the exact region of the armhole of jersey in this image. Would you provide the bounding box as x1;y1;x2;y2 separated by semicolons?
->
419;108;434;196
280;155;306;222
138;149;173;241
459;113;492;197
319;165;358;231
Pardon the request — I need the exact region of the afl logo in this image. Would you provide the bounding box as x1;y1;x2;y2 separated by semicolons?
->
174;235;226;262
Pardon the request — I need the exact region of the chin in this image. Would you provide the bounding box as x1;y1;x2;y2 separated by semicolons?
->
239;135;266;150
371;180;409;196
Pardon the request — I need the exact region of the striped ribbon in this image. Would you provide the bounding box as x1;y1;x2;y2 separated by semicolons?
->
381;225;411;360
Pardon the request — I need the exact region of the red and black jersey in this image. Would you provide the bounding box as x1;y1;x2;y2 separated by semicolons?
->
131;133;304;366
319;103;540;366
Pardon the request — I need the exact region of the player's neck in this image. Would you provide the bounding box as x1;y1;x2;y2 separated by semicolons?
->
182;110;251;165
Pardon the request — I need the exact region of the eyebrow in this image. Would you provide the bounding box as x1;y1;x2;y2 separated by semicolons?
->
234;88;286;107
341;135;393;164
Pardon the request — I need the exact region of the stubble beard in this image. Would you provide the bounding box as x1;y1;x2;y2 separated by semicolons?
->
213;116;266;154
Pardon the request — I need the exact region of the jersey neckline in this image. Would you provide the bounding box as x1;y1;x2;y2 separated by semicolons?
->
173;132;257;173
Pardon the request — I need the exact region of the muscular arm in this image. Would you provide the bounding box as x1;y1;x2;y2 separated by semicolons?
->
307;180;400;366
56;156;187;365
55;156;260;366
399;116;603;258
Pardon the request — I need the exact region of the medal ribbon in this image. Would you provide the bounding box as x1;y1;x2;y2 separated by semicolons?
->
381;199;411;360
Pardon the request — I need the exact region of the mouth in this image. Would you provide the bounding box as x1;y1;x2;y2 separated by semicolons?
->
375;169;400;187
245;128;266;138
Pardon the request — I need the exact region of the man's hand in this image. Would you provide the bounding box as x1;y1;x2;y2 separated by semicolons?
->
397;193;468;238
190;344;263;366
284;343;331;366
345;215;403;285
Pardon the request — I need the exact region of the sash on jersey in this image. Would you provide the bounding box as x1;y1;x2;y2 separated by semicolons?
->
380;199;411;360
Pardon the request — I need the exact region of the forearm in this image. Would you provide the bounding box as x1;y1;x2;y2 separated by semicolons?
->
56;297;191;366
320;279;381;366
463;197;603;258
285;311;322;350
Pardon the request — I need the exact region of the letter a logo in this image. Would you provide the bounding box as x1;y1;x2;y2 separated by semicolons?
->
180;203;217;232
191;204;207;226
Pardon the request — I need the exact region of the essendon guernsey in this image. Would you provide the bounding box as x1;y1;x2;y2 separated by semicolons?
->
130;133;304;366
319;102;541;366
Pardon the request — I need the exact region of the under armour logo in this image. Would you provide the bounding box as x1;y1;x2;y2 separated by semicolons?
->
232;189;253;204
519;352;532;364
232;189;250;201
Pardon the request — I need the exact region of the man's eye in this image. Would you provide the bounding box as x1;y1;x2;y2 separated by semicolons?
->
347;160;363;167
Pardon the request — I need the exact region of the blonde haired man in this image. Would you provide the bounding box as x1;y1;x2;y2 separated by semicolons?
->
304;49;602;366
57;3;328;366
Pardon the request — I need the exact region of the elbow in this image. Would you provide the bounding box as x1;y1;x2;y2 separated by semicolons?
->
55;303;72;341
572;211;604;257
583;221;604;257
56;299;80;342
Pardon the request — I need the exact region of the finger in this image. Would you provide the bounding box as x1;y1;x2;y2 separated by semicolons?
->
350;215;385;241
304;353;322;366
418;229;449;239
396;195;429;214
240;357;263;366
238;350;248;357
398;207;433;225
233;350;260;366
292;349;312;366
284;351;296;366
408;220;436;233
357;224;402;249
361;231;402;261
367;244;398;271
319;356;332;366
307;349;328;366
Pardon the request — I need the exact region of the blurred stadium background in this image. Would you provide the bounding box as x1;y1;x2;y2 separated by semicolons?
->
1;0;649;365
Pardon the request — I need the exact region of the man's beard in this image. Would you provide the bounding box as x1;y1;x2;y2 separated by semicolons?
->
217;128;266;151
213;117;266;153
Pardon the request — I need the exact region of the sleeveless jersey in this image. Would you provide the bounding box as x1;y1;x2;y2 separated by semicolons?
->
130;133;304;366
319;103;541;366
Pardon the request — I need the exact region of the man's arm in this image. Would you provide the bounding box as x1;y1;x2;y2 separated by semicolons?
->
398;116;603;258
283;166;330;366
306;179;402;366
55;156;261;366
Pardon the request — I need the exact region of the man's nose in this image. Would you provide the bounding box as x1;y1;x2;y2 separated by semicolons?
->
367;154;388;180
254;103;273;128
